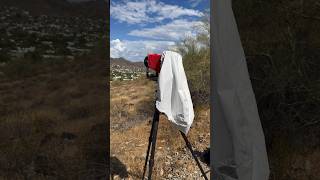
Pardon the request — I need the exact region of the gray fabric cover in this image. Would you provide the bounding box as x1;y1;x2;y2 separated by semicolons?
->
211;0;270;179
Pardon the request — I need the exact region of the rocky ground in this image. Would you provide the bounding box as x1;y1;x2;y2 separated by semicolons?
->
110;78;210;180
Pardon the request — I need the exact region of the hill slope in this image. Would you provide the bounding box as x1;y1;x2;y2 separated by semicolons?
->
110;58;144;81
110;58;144;70
0;52;109;179
0;0;107;18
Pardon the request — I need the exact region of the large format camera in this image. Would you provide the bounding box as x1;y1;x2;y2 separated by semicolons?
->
144;54;162;81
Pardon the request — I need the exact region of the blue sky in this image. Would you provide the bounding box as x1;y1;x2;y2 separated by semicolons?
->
110;0;209;61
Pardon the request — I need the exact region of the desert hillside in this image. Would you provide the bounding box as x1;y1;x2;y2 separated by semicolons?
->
110;58;144;81
0;53;108;179
0;0;107;18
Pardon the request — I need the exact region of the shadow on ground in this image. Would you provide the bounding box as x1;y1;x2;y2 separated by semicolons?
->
110;156;129;179
195;147;210;166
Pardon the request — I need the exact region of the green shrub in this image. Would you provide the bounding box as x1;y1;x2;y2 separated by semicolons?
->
232;0;320;136
176;12;210;105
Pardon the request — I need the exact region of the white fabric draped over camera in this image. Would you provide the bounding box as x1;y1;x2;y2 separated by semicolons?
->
211;0;270;180
156;51;194;135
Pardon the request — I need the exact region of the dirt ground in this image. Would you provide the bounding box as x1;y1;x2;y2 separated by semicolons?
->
110;78;210;180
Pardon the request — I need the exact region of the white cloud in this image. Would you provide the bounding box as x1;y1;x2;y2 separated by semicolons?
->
110;0;203;24
128;19;203;41
188;0;203;8
110;1;149;24
110;39;126;58
110;39;176;61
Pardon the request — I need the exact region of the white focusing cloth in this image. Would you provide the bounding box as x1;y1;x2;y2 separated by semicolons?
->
156;51;194;135
211;0;270;179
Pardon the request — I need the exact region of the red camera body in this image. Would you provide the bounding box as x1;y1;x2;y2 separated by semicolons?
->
147;54;162;73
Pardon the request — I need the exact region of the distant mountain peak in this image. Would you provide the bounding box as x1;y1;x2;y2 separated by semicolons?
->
110;57;144;68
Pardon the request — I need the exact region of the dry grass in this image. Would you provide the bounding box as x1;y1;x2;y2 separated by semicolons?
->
0;56;108;179
110;78;210;179
110;78;155;131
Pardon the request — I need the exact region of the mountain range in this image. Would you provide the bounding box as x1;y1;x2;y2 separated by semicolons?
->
110;57;144;70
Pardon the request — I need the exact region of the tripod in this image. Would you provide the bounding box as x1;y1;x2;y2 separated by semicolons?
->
142;106;209;180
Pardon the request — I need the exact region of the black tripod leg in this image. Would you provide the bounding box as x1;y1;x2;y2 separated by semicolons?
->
180;131;208;180
147;109;160;180
142;113;157;180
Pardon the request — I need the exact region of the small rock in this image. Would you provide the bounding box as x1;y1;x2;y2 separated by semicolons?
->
187;165;193;171
177;160;184;166
160;168;164;176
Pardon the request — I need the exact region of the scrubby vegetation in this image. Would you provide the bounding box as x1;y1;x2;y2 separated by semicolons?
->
233;1;320;179
176;12;210;106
